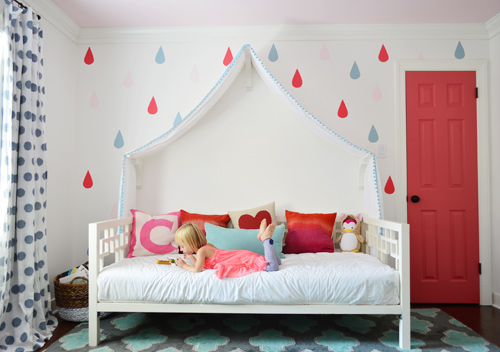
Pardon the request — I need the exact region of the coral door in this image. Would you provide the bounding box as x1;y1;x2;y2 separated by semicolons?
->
406;71;479;303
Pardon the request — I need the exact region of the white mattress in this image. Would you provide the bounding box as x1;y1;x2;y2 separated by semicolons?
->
97;252;400;305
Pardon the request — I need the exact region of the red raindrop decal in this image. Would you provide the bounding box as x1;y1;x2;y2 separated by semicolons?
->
84;47;94;65
148;97;158;115
83;171;93;189
384;176;395;194
337;100;348;118
378;45;389;62
223;47;233;66
292;69;302;88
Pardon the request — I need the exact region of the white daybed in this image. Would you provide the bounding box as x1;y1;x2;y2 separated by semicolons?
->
88;216;410;349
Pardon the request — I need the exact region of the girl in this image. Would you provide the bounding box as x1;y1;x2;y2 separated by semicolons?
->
174;219;281;279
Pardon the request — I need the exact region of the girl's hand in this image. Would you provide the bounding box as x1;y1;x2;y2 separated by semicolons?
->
175;257;186;268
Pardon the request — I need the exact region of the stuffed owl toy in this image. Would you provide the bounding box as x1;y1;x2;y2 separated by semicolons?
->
336;213;364;252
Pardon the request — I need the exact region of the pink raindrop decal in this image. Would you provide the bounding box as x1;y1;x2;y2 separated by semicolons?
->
84;47;94;65
89;91;99;108
378;44;389;62
320;43;330;61
124;71;133;87
148;97;158;115
111;202;118;219
417;51;424;60
223;47;233;66
292;69;302;88
190;66;199;83
384;176;395;194
338;100;348;118
83;171;93;189
372;84;382;101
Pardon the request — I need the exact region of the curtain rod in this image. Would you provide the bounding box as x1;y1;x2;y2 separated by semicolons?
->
11;0;41;20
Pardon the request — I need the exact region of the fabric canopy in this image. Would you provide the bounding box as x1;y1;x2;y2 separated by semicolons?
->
119;44;383;220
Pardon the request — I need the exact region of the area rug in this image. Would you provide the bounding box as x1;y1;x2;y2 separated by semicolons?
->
46;308;499;352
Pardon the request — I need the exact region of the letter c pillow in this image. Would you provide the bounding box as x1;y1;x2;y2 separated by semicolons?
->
127;210;180;257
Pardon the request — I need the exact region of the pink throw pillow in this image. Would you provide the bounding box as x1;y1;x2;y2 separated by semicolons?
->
127;210;180;258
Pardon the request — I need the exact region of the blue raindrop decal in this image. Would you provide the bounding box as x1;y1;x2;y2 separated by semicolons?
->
268;44;278;62
368;125;379;143
350;61;360;79
173;112;182;127
155;46;165;64
114;130;124;148
455;41;465;59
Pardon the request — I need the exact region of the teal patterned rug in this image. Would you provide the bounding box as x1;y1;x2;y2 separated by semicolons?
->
46;309;499;352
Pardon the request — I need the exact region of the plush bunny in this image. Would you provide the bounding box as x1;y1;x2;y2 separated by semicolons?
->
336;213;364;252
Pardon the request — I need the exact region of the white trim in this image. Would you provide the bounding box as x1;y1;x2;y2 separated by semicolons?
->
77;23;489;44
493;292;500;310
396;59;492;305
487;12;500;39
22;0;80;42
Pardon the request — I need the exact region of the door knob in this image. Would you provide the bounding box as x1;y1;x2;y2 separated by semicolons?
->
411;195;420;203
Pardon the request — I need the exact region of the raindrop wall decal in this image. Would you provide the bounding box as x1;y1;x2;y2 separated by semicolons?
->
292;69;302;88
368;125;379;143
173;112;182;127
155;46;165;64
378;44;389;62
372;84;382;101
223;47;233;66
384;176;395;194
84;47;94;65
350;61;360;79
417;51;424;60
83;171;93;189
89;91;99;108
338;100;348;118
190;66;199;82
320;43;330;61
268;44;279;62
148;97;158;115
114;130;124;148
124;71;133;87
455;41;465;59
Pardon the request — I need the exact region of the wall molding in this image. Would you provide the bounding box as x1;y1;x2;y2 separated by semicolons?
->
76;23;490;44
487;12;500;39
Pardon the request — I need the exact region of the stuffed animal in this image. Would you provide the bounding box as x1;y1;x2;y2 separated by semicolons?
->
336;213;364;252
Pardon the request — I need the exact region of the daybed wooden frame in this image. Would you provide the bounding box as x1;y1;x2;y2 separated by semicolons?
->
88;216;410;349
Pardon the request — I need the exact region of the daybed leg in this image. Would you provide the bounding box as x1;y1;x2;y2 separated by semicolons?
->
89;311;100;346
399;312;411;350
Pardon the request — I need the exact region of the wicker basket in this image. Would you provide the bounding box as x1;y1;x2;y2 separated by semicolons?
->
54;274;89;322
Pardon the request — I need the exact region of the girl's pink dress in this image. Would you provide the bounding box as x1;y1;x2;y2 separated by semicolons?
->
202;246;267;279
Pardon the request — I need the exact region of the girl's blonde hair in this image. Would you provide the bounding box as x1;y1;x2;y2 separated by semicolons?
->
175;222;207;252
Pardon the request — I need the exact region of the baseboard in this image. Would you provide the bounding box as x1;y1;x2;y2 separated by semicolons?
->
493;292;500;310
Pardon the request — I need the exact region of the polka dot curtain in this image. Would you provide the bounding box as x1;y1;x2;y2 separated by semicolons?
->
0;2;57;350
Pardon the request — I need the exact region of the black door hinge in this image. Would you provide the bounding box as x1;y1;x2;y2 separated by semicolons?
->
476;87;479;99
479;263;482;275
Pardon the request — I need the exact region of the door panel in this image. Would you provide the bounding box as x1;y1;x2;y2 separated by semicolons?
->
406;71;479;303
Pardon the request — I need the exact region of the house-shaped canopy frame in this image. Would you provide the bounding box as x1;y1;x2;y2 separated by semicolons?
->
118;44;383;220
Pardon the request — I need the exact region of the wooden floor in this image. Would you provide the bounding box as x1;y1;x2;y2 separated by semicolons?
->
38;304;500;351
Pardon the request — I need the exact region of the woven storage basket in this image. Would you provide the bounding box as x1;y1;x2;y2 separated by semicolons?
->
54;274;95;322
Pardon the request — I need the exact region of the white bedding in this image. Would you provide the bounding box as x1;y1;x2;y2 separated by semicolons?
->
97;252;400;305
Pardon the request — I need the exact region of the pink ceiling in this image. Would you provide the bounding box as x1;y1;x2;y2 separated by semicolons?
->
51;0;500;28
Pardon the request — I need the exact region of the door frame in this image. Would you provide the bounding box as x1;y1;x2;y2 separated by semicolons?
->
395;60;492;305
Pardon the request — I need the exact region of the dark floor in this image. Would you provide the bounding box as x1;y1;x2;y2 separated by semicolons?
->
38;304;500;351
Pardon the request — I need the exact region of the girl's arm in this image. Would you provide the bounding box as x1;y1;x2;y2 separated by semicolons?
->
176;247;210;273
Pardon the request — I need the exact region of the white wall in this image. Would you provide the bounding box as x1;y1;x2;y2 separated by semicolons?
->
489;30;500;308
38;20;498;304
43;22;77;292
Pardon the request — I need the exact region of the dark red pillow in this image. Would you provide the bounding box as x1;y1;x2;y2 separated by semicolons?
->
283;210;337;254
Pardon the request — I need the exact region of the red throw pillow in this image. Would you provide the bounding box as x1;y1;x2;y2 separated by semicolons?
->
283;210;337;254
180;210;231;235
